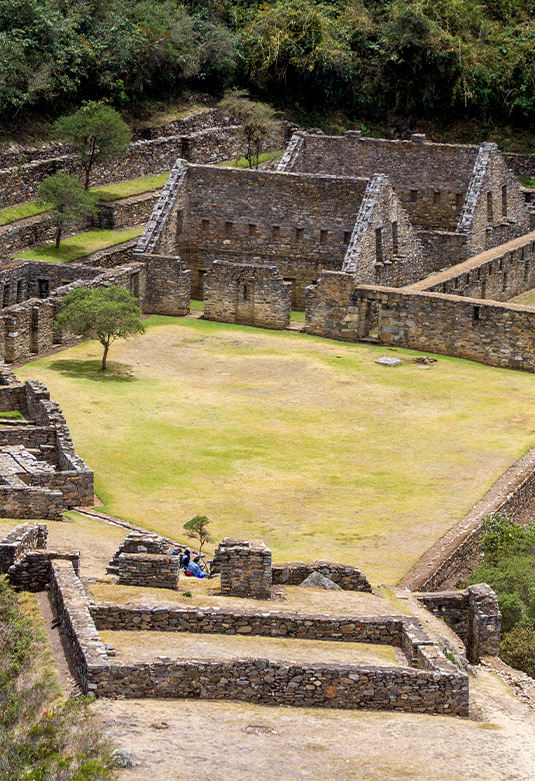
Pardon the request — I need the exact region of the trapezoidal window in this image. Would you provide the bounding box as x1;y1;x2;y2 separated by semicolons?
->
456;193;464;209
487;191;494;224
224;221;233;236
410;190;418;203
502;271;508;292
243;284;250;301
248;223;257;237
501;185;508;218
201;219;210;234
473;306;480;322
272;225;281;239
295;227;304;242
343;231;352;244
320;229;328;244
375;227;383;264
2;284;10;308
433;191;441;205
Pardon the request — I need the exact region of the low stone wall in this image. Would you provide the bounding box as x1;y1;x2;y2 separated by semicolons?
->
48;559;468;714
0;485;63;520
50;561;109;693
0;521;47;572
8;548;80;591
117;553;179;590
272;561;372;592
204;261;291;329
218;538;272;599
417;584;501;663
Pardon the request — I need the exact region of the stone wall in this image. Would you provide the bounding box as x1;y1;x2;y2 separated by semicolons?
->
504;153;535;178
7;548;80;591
117;553;179;590
0;124;250;209
411;231;535;303
306;278;535;372
204;261;291;329
416;231;470;275
342;174;424;286
218;538;272;599
140;254;191;316
279;132;479;231
417;584;501;663
271;561;372;591
138;161;369;307
0;521;47;572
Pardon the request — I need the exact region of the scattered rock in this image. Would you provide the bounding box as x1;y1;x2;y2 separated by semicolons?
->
299;571;342;590
243;724;278;735
111;748;136;768
150;721;170;730
415;355;437;365
375;356;402;367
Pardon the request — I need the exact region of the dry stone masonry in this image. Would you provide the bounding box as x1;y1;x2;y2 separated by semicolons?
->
272;561;372;592
117;553;179;590
217;538;273;599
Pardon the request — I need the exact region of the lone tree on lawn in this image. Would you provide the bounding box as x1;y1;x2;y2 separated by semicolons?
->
183;515;214;555
38;173;97;248
54;101;131;190
55;285;145;370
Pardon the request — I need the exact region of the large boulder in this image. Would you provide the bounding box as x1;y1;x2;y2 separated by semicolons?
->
300;571;341;590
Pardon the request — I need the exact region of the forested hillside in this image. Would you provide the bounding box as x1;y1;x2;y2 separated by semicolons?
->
1;0;534;132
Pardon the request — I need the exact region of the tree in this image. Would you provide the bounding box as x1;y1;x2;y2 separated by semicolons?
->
55;285;145;370
183;515;214;555
220;93;278;168
38;173;97;249
54;102;131;190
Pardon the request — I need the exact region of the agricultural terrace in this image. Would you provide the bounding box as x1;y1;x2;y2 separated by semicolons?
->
16;316;535;585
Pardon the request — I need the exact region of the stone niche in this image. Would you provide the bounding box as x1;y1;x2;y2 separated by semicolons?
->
217;538;272;600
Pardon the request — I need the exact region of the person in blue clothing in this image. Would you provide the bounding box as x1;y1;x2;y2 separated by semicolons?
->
186;556;205;578
180;549;191;570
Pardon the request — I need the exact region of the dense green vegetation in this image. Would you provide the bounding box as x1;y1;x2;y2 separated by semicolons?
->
0;577;114;779
468;512;535;677
1;0;535;134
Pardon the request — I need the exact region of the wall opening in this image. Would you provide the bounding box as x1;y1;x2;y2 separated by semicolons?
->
37;279;49;299
295;227;304;242
375;228;383;264
391;221;399;255
502;271;508;292
243;284;250;301
16;280;23;303
501;185;508;218
487;191;494;224
272;225;280;239
201;219;210;234
524;260;530;283
473;306;480;322
320;229;328;244
248;223;257;237
2;284;10;308
410;190;418;203
343;231;352;244
224;221;233;236
129;273;140;299
433;191;441;205
175;209;184;238
456;193;464;209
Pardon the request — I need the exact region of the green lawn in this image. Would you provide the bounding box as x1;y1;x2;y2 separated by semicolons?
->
521;177;535;188
16;226;143;263
0;200;51;225
92;172;170;201
17;317;535;586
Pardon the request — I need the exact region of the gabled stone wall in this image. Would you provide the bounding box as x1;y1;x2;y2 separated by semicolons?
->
204;261;291;329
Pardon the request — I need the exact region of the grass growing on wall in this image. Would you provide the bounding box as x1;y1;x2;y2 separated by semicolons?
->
17;318;535;585
219;150;284;168
16;226;143;263
92;172;170;201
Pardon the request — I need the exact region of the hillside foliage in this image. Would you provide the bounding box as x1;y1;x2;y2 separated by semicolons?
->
1;0;534;130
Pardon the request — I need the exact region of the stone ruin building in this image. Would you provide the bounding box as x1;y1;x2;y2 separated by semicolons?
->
132;130;535;373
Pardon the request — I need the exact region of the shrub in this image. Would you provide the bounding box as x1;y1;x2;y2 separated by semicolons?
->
500;626;535;678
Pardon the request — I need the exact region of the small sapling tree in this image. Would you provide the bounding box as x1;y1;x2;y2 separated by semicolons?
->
183;515;214;555
55;285;145;370
54;101;131;189
38;173;97;248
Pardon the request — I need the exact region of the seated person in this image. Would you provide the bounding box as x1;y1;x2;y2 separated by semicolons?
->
186;556;205;578
180;549;191;570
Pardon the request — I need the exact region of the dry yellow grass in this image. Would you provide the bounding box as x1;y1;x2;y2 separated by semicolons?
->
100;629;399;666
16;316;535;584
